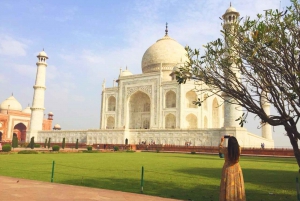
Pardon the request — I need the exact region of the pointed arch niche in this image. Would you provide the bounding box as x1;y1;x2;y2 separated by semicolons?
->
106;116;115;129
108;96;116;111
186;114;197;128
128;91;150;129
14;123;27;141
186;91;197;108
165;91;176;108
165;113;176;129
212;98;220;128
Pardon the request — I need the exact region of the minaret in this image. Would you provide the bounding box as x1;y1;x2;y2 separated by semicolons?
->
28;50;48;141
222;4;243;127
261;92;272;139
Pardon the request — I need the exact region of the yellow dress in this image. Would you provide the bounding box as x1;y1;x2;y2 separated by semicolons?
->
219;144;246;201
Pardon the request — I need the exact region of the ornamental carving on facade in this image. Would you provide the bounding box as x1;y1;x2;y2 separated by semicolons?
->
126;85;152;98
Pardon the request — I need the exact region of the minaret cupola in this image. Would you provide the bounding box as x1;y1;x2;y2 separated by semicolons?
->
37;49;48;64
222;3;240;30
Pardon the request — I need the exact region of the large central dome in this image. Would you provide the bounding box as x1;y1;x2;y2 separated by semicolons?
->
141;34;188;74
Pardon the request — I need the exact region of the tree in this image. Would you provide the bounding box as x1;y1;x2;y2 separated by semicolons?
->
12;135;18;148
44;138;47;148
176;0;300;168
48;138;51;149
62;138;65;149
30;137;34;149
75;139;79;149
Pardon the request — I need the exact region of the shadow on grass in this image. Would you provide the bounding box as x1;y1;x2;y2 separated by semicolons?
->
58;176;218;201
240;156;297;165
55;161;298;201
174;166;297;201
163;153;297;165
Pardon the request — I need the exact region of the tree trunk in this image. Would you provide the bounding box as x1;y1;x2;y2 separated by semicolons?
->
286;127;300;171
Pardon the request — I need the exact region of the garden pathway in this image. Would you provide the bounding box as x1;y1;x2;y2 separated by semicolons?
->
0;176;181;201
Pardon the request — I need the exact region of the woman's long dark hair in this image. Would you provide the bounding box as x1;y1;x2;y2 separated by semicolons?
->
227;136;240;163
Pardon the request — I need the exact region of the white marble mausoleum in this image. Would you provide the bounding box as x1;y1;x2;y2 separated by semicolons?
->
35;5;274;148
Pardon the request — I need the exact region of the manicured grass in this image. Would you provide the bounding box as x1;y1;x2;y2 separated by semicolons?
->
0;152;297;200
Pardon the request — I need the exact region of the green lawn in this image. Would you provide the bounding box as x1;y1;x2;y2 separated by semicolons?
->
0;152;298;201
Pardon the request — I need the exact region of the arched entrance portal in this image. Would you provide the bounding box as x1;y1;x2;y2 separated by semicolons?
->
13;123;27;142
0;132;2;141
128;91;151;129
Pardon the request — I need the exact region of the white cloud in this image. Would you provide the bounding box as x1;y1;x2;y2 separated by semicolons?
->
81;50;105;64
12;64;36;78
0;35;28;56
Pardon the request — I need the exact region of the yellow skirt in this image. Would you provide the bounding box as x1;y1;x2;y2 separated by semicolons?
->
219;162;246;201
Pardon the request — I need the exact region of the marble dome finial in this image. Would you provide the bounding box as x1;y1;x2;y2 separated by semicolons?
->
165;22;168;36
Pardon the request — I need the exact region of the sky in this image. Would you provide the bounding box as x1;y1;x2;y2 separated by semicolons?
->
0;0;294;148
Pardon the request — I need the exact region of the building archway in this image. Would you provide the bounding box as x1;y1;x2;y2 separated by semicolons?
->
186;91;197;108
108;96;116;111
212;98;220;128
106;116;115;129
128;91;151;129
14;123;27;141
165;91;176;108
165;113;176;129
186;114;197;128
0;132;2;141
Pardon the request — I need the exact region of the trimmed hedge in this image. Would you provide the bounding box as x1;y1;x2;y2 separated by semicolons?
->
52;145;60;151
34;144;41;148
82;150;99;153
87;146;92;151
113;146;119;151
2;144;11;152
18;150;38;154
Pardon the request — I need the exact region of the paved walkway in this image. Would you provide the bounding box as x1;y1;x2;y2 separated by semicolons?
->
0;176;181;201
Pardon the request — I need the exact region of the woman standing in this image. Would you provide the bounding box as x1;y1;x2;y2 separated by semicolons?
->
219;136;246;201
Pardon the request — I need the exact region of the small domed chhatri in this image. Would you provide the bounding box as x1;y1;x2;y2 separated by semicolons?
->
225;2;237;13
37;50;48;58
53;124;61;130
0;95;22;112
22;106;31;114
222;2;240;24
119;67;133;77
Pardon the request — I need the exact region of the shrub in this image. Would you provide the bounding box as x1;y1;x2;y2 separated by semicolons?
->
113;146;119;151
48;138;51;149
82;150;99;153
2;144;11;152
44;138;47;148
126;150;135;153
30;137;34;149
62;138;65;149
191;151;196;154
52;145;60;151
34;144;41;148
87;146;92;151
18;150;38;154
75;139;79;149
12;136;18;148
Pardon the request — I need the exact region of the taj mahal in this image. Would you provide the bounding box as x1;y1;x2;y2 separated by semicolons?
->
0;5;274;148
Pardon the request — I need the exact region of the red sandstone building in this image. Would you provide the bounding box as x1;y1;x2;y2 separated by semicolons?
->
0;95;53;142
